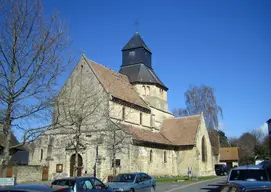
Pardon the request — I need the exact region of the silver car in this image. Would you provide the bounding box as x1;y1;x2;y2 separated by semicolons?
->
108;172;156;192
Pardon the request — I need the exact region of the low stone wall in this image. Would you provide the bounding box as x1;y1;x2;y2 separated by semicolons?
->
13;165;42;183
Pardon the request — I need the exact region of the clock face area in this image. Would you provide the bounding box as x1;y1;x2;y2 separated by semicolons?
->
129;51;136;57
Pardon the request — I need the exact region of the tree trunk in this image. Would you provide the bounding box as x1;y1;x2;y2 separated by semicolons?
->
1;103;13;177
112;131;116;177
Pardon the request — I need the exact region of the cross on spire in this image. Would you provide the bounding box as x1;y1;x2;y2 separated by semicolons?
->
135;18;139;33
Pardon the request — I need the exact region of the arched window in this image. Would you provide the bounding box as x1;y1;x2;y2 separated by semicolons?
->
122;107;125;120
142;86;146;95
40;149;43;161
146;86;150;96
202;136;207;162
150;150;153;162
47;137;54;159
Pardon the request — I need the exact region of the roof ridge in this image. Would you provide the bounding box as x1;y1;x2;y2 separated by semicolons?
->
174;114;201;119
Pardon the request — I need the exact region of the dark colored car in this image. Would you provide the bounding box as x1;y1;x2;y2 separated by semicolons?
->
51;177;114;192
215;164;229;176
0;184;71;192
226;165;271;184
221;181;271;192
107;172;156;192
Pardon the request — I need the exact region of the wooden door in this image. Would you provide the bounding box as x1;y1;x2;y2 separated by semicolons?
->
7;167;13;177
70;154;83;177
42;166;49;181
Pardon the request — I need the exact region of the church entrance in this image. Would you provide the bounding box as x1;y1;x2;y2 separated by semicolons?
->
70;153;83;177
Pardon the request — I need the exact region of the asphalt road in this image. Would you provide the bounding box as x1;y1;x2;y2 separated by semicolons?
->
155;176;227;192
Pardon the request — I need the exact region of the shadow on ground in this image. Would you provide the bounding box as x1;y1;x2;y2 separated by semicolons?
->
200;182;226;192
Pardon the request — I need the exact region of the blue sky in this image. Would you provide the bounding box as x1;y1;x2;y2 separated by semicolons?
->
44;0;271;138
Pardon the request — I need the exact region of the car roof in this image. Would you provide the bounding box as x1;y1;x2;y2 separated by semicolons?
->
231;181;271;189
53;176;97;181
232;165;264;170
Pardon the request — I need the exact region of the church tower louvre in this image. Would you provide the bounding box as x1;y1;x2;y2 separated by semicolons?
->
119;32;169;112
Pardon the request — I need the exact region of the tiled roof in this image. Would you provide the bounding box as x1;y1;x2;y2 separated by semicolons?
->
160;115;201;146
124;127;174;146
84;57;149;110
122;115;201;146
220;147;239;161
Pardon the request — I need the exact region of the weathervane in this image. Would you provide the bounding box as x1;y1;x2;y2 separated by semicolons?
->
135;18;139;33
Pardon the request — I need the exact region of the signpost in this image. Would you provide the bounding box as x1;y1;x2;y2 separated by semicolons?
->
0;177;16;187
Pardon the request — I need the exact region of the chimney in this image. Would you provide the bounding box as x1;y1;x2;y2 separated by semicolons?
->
267;119;271;155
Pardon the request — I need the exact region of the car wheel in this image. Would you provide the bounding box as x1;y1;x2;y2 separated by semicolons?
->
129;188;134;192
151;186;155;192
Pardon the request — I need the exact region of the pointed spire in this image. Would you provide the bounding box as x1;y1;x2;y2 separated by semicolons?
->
122;33;152;53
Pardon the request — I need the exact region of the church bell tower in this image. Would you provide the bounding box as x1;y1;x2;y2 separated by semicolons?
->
119;32;169;112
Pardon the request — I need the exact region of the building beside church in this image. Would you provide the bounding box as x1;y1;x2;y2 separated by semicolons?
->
28;33;217;181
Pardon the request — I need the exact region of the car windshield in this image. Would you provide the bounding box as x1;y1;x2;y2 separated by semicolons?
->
229;169;268;181
111;174;136;182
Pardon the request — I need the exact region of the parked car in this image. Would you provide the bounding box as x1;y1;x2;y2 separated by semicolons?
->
221;181;271;192
51;177;114;192
0;184;71;192
215;164;229;176
226;165;271;184
107;172;156;192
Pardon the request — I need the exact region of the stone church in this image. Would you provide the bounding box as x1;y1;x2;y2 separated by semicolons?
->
28;32;218;181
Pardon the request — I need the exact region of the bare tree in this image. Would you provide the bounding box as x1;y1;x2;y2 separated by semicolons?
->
0;0;69;176
174;85;223;129
53;61;107;177
104;120;133;177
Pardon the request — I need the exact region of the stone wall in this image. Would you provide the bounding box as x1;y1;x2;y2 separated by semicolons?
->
13;165;42;183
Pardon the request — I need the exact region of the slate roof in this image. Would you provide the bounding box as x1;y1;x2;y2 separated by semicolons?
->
9;151;29;165
119;64;168;90
220;147;239;161
122;33;152;53
123;115;201;146
84;56;149;110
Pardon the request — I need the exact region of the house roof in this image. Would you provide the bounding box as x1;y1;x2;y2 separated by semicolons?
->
160;115;201;146
123;115;201;146
220;147;239;161
84;57;149;110
122;33;152;53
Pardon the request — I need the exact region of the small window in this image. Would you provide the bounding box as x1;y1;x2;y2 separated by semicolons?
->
129;51;135;57
150;150;153;162
40;149;43;160
140;113;142;124
112;159;121;167
164;151;167;163
122;107;125;120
